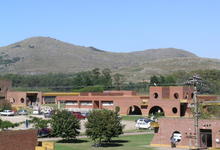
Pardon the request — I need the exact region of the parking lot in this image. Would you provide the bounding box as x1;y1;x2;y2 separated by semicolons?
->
0;115;136;132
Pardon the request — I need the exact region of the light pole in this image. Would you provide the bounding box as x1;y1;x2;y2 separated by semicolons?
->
186;75;202;149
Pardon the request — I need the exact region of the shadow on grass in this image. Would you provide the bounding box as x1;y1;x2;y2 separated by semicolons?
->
57;139;88;143
93;140;129;148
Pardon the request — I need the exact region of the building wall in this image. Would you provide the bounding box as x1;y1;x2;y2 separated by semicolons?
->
151;118;220;148
6;91;43;107
0;80;12;100
57;86;219;117
6;91;27;106
148;86;194;117
0;130;37;150
56;94;146;115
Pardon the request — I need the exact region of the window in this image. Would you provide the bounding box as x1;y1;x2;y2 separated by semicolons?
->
172;107;178;114
65;101;78;105
153;93;159;99
80;101;92;106
20;98;25;103
102;101;113;106
174;93;179;99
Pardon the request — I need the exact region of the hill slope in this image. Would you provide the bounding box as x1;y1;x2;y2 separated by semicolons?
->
0;36;219;81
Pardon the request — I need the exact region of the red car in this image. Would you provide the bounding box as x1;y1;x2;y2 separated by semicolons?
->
71;112;86;119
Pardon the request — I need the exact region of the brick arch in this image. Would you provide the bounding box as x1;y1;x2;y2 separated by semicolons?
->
148;106;165;116
127;105;142;115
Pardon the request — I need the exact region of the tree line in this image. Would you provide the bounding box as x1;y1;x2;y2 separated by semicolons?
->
150;69;220;94
0;68;125;92
0;68;220;94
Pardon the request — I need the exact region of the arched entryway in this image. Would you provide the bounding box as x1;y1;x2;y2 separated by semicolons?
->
148;106;164;116
128;105;142;115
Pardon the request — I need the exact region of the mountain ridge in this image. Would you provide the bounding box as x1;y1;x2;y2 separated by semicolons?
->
0;36;219;81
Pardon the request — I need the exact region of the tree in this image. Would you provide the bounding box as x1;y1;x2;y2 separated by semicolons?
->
0;119;19;131
101;68;112;88
113;73;125;90
85;109;124;146
150;75;159;85
51;110;80;140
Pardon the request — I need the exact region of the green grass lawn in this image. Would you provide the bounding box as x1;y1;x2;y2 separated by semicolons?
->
121;115;147;121
55;134;155;150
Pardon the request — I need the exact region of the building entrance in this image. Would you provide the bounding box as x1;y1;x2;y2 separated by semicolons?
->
200;129;212;148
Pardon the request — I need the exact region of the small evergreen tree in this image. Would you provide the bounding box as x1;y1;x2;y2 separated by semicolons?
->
50;110;80;140
85;109;124;146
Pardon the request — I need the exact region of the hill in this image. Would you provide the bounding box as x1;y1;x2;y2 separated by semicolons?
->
0;36;219;81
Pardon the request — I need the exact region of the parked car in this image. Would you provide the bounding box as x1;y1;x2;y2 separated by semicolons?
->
0;110;15;116
44;110;54;118
71;112;86;119
38;128;51;137
81;112;89;117
17;109;28;115
135;118;153;129
172;133;182;142
32;109;40;115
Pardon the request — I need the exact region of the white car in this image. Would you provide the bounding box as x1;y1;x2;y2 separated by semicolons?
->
32;110;40;115
135;118;153;129
0;110;15;116
173;133;182;142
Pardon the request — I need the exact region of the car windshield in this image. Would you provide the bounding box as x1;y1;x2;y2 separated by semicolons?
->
144;119;152;123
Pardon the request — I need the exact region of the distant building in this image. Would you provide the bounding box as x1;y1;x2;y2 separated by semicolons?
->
6;91;42;107
0;79;12;101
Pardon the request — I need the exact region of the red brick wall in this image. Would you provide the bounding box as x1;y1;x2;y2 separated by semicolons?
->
6;91;27;106
0;130;37;150
151;118;220;148
0;80;12;97
148;100;180;117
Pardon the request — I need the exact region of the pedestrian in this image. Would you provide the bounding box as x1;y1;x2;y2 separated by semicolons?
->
170;135;176;148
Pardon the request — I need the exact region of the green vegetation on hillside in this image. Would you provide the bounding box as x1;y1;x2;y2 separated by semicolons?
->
149;69;220;94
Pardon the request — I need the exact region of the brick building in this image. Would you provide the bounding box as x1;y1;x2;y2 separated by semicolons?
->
0;130;37;150
151;118;220;149
56;90;149;115
0;79;12;100
56;86;219;116
6;91;42;107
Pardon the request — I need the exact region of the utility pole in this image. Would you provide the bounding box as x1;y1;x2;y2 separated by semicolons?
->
186;75;202;150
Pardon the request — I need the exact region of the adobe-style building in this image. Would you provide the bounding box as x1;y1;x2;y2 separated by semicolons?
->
6;91;43;107
147;86;195;117
56;90;149;115
0;79;12;100
151;118;220;149
56;86;219;116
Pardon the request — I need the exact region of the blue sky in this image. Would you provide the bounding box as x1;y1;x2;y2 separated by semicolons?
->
0;0;220;58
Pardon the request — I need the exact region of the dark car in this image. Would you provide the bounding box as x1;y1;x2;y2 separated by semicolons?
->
38;128;51;137
71;112;86;119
